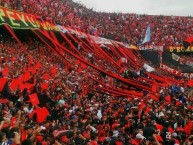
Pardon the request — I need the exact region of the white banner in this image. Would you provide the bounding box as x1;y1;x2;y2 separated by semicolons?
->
143;63;155;72
90;36;112;44
138;45;163;51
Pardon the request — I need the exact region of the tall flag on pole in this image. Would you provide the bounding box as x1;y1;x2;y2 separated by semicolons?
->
141;24;151;44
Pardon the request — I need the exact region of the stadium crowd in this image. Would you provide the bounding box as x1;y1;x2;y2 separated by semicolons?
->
0;33;193;145
0;0;193;145
0;0;193;46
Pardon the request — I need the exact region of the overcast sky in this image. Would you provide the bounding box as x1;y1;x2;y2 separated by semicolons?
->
72;0;193;16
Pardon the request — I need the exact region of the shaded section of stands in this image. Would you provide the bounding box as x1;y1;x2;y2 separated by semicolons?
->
162;51;193;73
139;50;159;66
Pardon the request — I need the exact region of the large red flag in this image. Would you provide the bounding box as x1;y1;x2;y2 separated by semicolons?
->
36;107;49;123
0;78;8;91
2;67;9;77
184;120;193;135
149;94;159;101
41;83;48;90
187;80;193;87
10;78;23;91
21;72;31;82
29;93;39;105
165;95;171;103
151;83;157;93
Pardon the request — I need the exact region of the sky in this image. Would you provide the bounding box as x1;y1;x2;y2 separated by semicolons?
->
72;0;193;16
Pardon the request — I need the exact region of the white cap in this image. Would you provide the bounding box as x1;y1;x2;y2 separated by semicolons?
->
69;110;73;113
172;132;177;137
167;110;171;114
159;112;164;117
136;133;145;140
149;99;153;102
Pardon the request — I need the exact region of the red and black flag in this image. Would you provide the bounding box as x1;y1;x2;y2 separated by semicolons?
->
183;37;193;49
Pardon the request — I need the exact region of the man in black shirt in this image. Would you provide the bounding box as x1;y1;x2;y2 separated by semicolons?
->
142;120;156;139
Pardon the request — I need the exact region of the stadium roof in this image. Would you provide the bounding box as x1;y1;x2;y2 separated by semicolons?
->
73;0;193;16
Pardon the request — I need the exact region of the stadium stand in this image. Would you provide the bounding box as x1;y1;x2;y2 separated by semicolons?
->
0;1;193;145
0;0;192;46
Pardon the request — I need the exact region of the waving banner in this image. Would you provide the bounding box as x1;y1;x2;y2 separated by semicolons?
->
0;6;59;31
